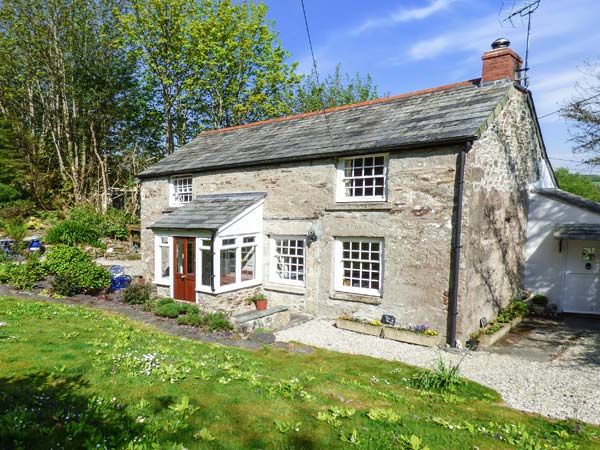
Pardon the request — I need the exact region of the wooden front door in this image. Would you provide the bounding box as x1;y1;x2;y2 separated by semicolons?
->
173;237;196;301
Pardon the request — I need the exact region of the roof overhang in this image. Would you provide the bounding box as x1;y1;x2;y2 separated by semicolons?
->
554;224;600;240
149;192;266;231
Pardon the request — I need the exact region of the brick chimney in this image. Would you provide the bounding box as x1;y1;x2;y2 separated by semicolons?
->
481;38;522;83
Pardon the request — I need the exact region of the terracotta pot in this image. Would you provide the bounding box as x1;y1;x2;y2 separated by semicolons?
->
254;299;268;311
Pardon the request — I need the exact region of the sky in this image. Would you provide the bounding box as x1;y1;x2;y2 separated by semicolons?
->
261;0;600;174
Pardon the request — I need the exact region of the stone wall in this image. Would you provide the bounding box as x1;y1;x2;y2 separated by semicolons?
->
140;146;461;335
459;87;542;339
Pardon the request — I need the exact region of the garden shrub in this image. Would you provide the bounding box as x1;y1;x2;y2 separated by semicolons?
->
46;220;102;247
0;256;47;290
100;208;135;240
44;246;111;295
205;312;233;331
0;199;36;219
411;358;463;392
155;302;182;318
177;313;205;327
530;294;548;306
123;283;152;305
0;183;20;202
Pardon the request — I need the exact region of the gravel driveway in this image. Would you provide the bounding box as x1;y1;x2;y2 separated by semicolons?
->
276;319;600;425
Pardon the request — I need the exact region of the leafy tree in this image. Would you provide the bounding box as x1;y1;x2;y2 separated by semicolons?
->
562;60;600;158
293;64;381;113
0;0;147;210
555;168;600;202
117;0;300;152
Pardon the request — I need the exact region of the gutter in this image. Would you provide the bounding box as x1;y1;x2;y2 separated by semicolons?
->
447;140;473;347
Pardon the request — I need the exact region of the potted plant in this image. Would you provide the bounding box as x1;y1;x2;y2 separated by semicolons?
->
477;322;511;348
382;324;442;347
335;315;383;336
248;292;268;311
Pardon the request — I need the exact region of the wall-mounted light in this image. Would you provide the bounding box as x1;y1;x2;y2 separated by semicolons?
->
307;228;318;245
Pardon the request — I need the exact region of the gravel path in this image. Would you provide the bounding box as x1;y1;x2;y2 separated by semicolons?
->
276;319;600;425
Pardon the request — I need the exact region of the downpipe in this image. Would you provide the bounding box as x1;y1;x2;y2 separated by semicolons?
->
447;141;473;347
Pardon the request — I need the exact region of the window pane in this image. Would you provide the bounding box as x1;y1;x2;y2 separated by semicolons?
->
341;156;386;199
243;236;255;244
241;246;255;281
273;238;305;284
339;239;382;293
186;240;195;275
160;245;170;278
220;248;236;286
176;240;184;273
222;238;236;246
201;249;212;286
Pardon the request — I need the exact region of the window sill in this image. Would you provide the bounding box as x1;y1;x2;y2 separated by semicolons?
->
326;203;392;212
154;280;171;287
329;291;382;305
264;282;306;295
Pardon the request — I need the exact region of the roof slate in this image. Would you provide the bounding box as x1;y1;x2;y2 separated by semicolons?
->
149;192;266;231
534;189;600;215
139;80;514;178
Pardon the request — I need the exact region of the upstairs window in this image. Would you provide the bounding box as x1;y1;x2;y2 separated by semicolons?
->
170;176;193;206
336;154;387;202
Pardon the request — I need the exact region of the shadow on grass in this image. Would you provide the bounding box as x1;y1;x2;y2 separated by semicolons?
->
0;372;142;450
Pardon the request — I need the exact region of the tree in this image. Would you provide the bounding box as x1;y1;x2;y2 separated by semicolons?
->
562;60;600;158
117;0;300;152
0;0;147;210
554;168;600;202
293;64;381;113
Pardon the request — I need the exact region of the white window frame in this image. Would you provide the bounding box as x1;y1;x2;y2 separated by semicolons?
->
269;236;306;287
169;175;193;207
336;153;388;203
213;234;261;293
334;237;384;296
154;235;173;286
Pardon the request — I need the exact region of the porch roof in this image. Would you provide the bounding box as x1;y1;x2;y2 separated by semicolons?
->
149;192;266;231
553;224;600;240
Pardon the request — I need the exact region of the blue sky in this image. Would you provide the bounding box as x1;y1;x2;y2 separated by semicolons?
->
262;0;600;174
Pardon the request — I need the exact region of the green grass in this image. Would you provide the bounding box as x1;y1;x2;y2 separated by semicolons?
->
0;297;598;449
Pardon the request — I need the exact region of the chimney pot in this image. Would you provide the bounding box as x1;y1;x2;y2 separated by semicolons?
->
481;38;522;83
491;38;510;49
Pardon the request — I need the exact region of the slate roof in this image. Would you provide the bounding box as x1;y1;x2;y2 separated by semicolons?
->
534;189;600;215
139;79;515;179
149;192;266;230
554;224;600;240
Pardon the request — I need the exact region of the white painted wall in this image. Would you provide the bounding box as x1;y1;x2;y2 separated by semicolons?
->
524;191;600;307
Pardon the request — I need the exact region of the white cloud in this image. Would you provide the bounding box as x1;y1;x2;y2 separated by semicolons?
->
353;0;455;36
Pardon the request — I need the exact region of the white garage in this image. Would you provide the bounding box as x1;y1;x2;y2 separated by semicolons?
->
525;188;600;314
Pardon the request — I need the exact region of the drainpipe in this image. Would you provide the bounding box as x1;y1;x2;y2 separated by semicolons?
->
447;141;473;347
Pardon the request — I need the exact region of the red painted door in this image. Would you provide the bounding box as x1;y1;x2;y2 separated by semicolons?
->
173;237;196;301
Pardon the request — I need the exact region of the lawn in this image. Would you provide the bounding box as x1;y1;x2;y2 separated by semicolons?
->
0;297;597;449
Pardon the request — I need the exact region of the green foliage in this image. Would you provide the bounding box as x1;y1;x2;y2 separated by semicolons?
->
398;434;430;450
0;256;47;290
155;302;183;318
411;358;463;392
44;246;111;295
123;284;152;305
0;183;20;202
1;298;598;449
555;168;600;202
46;220;102;247
247;292;267;303
293;64;380;113
531;294;548;306
0;200;36;220
2;219;26;243
496;300;529;323
367;408;401;423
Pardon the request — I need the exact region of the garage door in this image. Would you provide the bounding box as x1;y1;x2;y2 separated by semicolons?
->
564;240;600;314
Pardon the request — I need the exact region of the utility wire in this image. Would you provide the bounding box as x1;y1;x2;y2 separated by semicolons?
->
538;92;600;119
300;0;334;149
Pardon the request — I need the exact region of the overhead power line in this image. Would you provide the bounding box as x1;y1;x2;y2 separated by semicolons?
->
538;92;600;119
300;0;334;149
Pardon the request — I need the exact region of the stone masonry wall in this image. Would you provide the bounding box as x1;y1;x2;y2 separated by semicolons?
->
140;146;461;334
459;86;542;340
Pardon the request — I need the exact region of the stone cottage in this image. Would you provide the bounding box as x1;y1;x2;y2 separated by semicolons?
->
138;39;555;345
